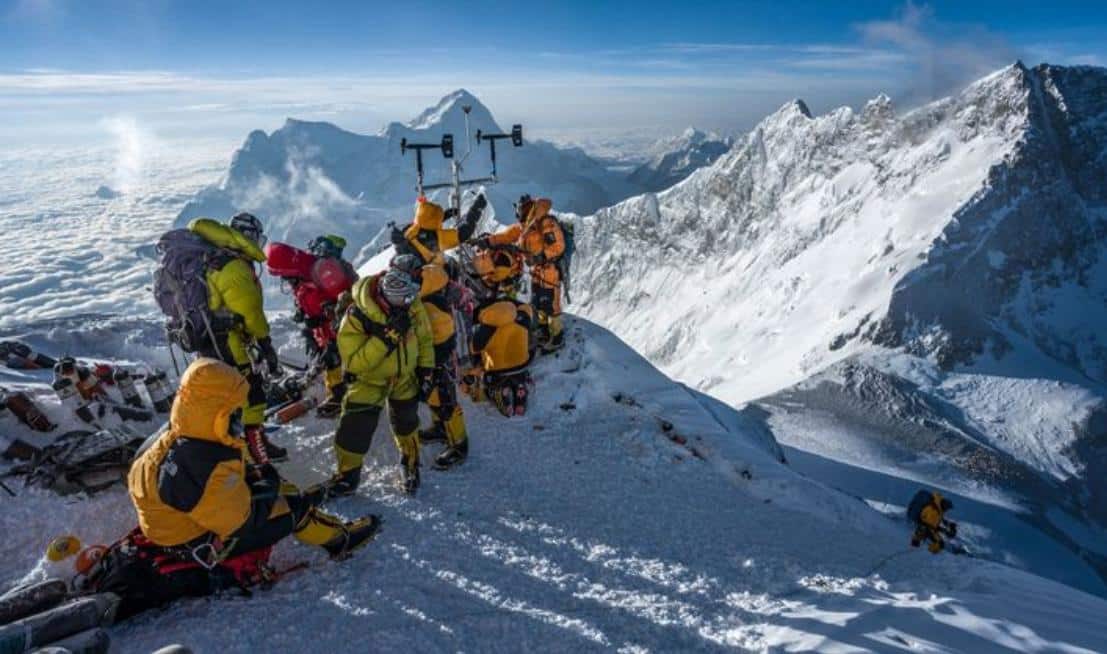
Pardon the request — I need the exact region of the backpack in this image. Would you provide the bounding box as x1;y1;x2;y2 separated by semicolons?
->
906;490;932;523
555;219;576;304
85;528;274;621
153;230;230;353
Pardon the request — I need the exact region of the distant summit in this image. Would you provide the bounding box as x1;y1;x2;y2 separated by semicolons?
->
176;89;645;259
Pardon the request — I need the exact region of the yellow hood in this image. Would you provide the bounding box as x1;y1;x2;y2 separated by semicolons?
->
413;200;445;230
169;358;249;447
189;218;267;262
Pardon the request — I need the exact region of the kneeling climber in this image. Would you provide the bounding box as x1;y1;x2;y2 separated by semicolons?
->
465;258;534;417
331;261;434;495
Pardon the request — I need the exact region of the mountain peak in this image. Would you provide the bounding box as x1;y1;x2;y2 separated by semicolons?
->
407;89;500;132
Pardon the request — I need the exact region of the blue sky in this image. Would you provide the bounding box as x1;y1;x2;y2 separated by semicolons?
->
2;0;1106;146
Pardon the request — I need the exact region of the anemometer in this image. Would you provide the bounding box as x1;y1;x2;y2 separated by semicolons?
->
400;105;523;215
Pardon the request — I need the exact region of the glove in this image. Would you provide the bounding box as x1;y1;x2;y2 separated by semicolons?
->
471;193;487;214
292;310;305;324
444;207;459;220
944;521;958;539
257;337;281;376
388;310;412;335
472;234;491;249
390;224;407;246
416;366;435;401
532;252;547;265
514;309;532;328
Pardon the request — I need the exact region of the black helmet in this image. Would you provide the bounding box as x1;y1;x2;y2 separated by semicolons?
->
230;212;266;247
309;234;346;259
513;194;534;222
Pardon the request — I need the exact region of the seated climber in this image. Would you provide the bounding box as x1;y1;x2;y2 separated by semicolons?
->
98;358;379;619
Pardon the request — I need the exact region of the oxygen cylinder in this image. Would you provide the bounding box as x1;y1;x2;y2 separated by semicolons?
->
0;388;57;432
53;378;99;426
47;535;82;562
143;370;174;414
112;368;146;409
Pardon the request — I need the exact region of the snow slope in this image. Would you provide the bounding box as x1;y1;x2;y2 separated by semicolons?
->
4;318;1107;653
175;90;645;254
628;127;732;192
571;63;1107;596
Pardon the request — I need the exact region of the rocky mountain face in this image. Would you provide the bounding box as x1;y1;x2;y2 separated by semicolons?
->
176;89;645;249
627;127;731;191
570;62;1107;593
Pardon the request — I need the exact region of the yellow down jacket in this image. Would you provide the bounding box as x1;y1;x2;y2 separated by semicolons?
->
338;274;435;405
188;218;270;364
128;358;252;546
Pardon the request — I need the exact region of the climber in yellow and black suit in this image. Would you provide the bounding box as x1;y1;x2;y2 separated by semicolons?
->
188;213;285;463
391;254;470;469
464;258;534;417
908;490;958;553
482;196;566;353
391;195;487;265
330;263;435;495
128;358;379;565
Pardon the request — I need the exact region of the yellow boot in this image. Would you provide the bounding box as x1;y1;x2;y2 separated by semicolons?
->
432;408;469;470
394;431;420;495
328;446;364;498
294;507;381;559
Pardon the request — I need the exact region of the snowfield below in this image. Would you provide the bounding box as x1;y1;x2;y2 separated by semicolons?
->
4;319;1107;653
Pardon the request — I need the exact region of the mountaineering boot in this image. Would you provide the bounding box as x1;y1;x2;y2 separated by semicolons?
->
294;507;381;559
433;438;468;470
326;468;361;498
544;330;564;353
400;461;420;495
328;446;365;498
394;432;421;495
245;425;288;463
418;422;448;444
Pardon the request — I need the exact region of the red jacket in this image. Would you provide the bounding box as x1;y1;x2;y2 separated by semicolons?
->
266;243;357;348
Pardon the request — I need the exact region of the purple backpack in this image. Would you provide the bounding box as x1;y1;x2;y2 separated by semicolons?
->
153;230;231;352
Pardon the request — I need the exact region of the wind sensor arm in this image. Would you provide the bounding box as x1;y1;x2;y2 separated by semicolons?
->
400;134;454;196
475;124;524;179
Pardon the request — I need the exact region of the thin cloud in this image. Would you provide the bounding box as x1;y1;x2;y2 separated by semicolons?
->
856;1;1018;100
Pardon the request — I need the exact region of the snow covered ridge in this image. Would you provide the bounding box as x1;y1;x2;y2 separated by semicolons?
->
573;62;1107;404
628;127;732;192
175;89;646;251
570;62;1107;595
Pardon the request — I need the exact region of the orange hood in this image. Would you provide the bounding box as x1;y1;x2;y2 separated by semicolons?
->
169;358;249;447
